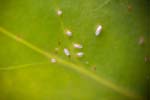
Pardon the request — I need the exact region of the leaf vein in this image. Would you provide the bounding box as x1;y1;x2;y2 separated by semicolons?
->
0;27;143;100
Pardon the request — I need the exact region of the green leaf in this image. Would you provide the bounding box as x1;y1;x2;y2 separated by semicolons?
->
0;0;149;100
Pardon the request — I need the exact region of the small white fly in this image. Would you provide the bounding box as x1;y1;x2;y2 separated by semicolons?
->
73;43;83;49
64;48;70;56
57;9;62;16
95;25;102;36
65;30;72;37
51;58;56;63
77;52;84;57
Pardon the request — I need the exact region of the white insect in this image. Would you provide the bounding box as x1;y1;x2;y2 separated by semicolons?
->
51;58;56;63
57;9;62;16
66;30;72;37
64;48;70;56
95;25;102;36
77;52;84;57
73;43;83;49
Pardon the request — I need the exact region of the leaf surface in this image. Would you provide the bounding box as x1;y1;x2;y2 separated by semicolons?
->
0;0;149;100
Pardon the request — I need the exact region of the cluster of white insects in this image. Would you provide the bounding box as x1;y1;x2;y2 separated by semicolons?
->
49;6;149;74
51;9;102;64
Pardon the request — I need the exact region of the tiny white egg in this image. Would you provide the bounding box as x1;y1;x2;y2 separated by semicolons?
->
138;36;144;45
77;52;84;57
55;48;59;51
51;58;56;63
57;9;62;16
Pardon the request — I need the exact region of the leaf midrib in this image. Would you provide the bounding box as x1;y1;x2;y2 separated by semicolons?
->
0;27;143;100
